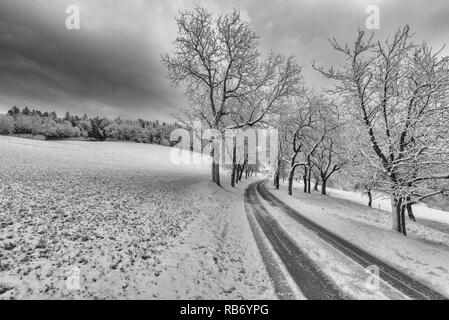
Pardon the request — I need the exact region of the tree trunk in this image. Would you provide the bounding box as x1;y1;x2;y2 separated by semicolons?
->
391;197;406;235
367;190;372;207
274;158;281;190
313;178;319;191
321;177;327;195
303;167;308;193
391;197;400;232
288;167;296;196
214;162;220;186
406;197;416;222
307;168;312;194
400;205;407;236
235;164;242;183
231;139;237;187
239;162;245;181
274;172;280;190
210;145;220;186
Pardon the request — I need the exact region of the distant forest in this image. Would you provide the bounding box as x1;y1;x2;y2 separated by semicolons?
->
0;106;179;145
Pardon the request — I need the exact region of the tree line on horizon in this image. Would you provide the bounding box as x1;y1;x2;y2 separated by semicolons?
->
0;106;178;145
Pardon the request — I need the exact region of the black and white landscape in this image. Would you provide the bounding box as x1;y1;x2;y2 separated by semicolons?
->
0;0;449;301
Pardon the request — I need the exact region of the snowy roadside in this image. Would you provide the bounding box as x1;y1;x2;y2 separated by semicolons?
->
254;185;408;300
267;181;449;298
147;176;276;300
326;187;449;226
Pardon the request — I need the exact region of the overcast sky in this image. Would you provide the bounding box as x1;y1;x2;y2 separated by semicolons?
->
0;0;448;121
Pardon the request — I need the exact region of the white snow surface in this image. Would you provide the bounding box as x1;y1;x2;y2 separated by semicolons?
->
255;191;408;300
267;181;449;298
0;136;274;299
327;187;449;226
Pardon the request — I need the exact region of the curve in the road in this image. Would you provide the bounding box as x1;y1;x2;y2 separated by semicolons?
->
244;181;347;300
244;197;298;300
254;179;446;300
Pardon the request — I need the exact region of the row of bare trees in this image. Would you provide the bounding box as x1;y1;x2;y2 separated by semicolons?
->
271;92;347;197
314;26;449;235
162;7;302;186
163;7;449;236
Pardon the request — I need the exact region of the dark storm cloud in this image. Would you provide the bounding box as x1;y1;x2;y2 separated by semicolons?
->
0;0;448;120
0;0;183;120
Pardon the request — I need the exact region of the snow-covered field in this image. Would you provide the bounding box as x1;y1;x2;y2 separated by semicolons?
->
267;181;449;298
0;136;274;299
327;187;449;226
4;134;447;300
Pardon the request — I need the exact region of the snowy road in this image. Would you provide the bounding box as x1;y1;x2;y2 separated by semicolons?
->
245;181;345;300
245;180;446;300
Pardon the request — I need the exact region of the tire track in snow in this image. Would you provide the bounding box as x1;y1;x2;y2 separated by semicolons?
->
244;181;346;300
255;179;447;300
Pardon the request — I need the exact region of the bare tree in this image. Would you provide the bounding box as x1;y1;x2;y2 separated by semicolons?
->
312;138;346;195
273;134;288;190
314;26;449;235
309;99;347;195
226;54;303;187
278;94;325;196
162;7;302;186
345;147;382;207
312;169;320;192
